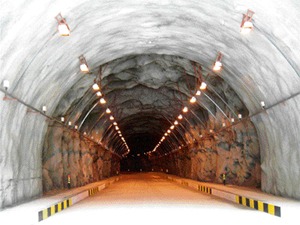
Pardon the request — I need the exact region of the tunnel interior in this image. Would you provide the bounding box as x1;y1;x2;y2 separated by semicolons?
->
1;0;300;209
43;53;261;189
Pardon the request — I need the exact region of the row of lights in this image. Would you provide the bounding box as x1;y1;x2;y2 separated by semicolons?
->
148;9;255;155
91;79;130;157
55;13;129;156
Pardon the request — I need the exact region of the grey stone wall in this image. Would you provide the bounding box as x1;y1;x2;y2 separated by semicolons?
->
152;119;261;187
42;124;117;192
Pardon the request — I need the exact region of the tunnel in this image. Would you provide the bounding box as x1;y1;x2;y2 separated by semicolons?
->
0;0;300;220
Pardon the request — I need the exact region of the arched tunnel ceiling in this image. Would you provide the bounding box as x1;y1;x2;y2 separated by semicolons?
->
1;0;300;158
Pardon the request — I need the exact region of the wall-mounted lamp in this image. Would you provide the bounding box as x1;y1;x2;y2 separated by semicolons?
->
79;55;89;73
190;96;196;103
55;13;70;36
241;10;255;34
182;106;188;113
68;121;72;126
231;118;235;123
75;125;78;130
61;117;65;122
42;106;47;113
260;101;265;109
199;82;207;90
213;52;223;71
100;98;106;104
238;114;242;119
222;122;226;127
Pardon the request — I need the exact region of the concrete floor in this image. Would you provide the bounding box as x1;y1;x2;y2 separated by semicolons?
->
1;173;299;225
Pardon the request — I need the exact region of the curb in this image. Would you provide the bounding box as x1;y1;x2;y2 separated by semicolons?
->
38;177;120;222
166;175;281;217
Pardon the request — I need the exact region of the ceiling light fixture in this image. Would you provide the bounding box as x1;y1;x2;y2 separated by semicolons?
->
260;101;265;109
110;116;114;120
92;83;100;91
96;91;102;97
113;122;117;126
42;106;47;113
178;114;183;120
174;120;179;125
79;55;89;73
241;10;255;34
182;106;188;113
55;13;70;36
106;108;111;114
167;130;171;134
196;90;201;96
100;98;106;104
190;96;196;103
213;52;223;71
170;125;175;130
199;82;207;90
115;126;119;130
238;114;242;119
61;117;65;122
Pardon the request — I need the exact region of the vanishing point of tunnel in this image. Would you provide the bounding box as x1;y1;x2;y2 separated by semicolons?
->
0;0;300;217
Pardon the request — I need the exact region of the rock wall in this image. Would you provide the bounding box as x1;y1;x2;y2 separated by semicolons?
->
42;124;119;192
151;119;261;187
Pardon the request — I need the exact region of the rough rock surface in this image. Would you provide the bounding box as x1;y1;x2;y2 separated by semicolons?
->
42;125;118;192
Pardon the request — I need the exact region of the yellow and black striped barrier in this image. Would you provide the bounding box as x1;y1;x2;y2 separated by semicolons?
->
38;199;72;222
88;187;99;196
235;195;281;217
197;185;212;194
